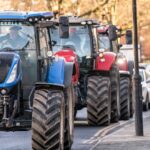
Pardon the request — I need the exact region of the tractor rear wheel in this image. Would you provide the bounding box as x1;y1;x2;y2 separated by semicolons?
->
87;76;111;126
120;77;130;120
64;85;75;150
110;65;120;122
32;89;65;150
128;60;134;76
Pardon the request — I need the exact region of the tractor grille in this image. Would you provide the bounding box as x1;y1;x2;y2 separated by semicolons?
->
0;53;14;83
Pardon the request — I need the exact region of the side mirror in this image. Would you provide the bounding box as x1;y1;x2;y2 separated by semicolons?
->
59;16;69;38
108;25;117;41
118;44;122;49
126;30;132;44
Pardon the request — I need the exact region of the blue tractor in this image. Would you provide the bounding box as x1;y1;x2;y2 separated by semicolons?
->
0;11;74;149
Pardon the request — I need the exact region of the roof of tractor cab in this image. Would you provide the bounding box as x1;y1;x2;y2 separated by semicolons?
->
53;16;98;25
0;11;54;21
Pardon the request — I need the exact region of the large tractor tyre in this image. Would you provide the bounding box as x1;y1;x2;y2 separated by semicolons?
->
110;65;120;123
32;89;65;150
143;94;149;111
128;60;134;76
87;76;111;126
120;77;131;120
64;85;75;150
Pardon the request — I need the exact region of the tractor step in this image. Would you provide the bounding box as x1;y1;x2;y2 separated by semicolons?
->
0;119;31;130
14;119;31;128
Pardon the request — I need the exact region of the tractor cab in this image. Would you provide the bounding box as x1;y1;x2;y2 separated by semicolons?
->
97;24;119;53
50;17;99;71
0;11;75;150
0;11;55;98
0;11;60;127
48;16;133;126
97;25;130;71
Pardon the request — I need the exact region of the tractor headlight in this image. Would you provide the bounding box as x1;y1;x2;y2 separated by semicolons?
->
99;48;105;53
6;63;18;84
81;21;86;25
1;89;7;95
99;52;104;58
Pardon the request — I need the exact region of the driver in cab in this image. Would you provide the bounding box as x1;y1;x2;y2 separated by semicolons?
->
0;25;27;49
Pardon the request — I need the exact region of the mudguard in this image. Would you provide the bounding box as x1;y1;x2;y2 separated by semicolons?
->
55;49;79;84
95;52;116;71
47;57;74;87
47;57;65;85
119;70;131;77
117;59;128;71
118;62;128;71
64;62;74;87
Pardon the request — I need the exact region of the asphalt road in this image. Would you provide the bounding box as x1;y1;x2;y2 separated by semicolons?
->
0;108;102;150
72;108;102;150
0;108;134;150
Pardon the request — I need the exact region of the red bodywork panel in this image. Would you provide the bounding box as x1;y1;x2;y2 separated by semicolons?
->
95;52;116;71
117;58;128;71
97;25;129;72
55;49;79;84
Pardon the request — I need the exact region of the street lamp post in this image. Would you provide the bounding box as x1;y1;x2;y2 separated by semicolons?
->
132;0;144;136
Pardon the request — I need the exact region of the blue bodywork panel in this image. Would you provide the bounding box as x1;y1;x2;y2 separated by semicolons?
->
0;52;21;89
47;57;65;86
0;11;54;21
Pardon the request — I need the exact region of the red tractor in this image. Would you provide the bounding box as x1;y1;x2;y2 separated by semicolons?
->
49;16;122;126
97;25;133;120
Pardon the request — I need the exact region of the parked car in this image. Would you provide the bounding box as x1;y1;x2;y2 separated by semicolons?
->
139;67;150;111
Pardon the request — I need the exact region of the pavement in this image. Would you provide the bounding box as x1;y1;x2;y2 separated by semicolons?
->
90;115;150;150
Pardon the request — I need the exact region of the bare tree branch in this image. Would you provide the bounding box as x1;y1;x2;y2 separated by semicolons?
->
46;0;52;10
97;0;109;6
79;0;109;17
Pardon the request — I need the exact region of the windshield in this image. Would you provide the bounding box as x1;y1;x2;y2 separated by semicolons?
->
50;25;91;58
99;34;111;50
0;22;36;50
0;22;37;87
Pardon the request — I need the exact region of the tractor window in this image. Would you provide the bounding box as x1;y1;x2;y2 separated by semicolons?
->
0;23;36;50
98;34;111;50
39;28;50;58
0;22;37;88
39;28;50;81
139;70;144;82
50;25;91;58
